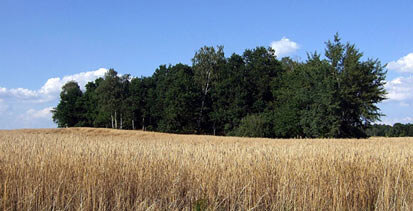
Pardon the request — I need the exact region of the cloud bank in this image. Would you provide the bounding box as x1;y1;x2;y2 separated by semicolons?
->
270;37;299;57
387;53;413;73
377;52;413;125
0;68;108;129
0;68;108;103
385;76;413;102
384;53;413;104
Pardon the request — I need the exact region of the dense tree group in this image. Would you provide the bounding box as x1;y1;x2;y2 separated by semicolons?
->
52;35;388;138
366;123;413;137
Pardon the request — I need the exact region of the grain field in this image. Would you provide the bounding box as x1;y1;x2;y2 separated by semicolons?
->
0;128;412;210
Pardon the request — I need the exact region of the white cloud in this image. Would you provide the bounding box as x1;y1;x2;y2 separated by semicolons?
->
387;53;413;73
39;68;108;96
377;75;413;126
5;88;38;99
25;107;53;120
0;68;108;129
270;37;299;57
0;68;107;103
384;76;413;102
12;107;55;129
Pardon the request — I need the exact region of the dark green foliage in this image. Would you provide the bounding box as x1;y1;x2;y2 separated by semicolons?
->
77;78;104;127
231;113;274;138
272;53;341;138
129;77;154;130
94;69;122;128
210;53;250;135
152;64;200;133
243;47;283;113
52;35;390;138
297;53;341;138
325;34;387;138
52;81;83;127
192;45;226;133
366;123;413;137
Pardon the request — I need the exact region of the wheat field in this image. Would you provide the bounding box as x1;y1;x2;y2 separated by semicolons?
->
0;128;412;210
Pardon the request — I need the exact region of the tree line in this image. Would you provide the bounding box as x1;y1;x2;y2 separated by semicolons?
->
52;34;387;138
366;123;413;137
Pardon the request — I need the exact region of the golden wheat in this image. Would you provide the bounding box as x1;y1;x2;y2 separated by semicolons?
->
0;128;412;210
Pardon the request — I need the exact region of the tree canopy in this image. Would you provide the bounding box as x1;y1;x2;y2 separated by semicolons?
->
366;123;413;137
52;35;389;138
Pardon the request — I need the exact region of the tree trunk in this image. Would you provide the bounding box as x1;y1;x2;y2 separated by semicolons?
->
142;117;145;131
132;119;135;130
111;113;114;129
115;111;118;129
213;122;216;136
197;75;211;133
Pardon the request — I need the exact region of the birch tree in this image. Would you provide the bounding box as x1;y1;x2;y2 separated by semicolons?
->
192;45;225;133
96;69;122;129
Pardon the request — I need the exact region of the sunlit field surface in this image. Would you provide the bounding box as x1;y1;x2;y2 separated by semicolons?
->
1;128;413;210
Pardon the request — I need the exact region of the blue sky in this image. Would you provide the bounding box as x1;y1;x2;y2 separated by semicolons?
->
1;0;413;129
